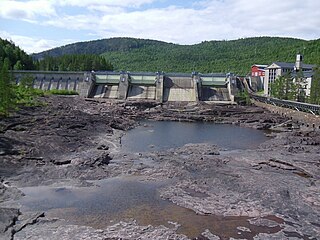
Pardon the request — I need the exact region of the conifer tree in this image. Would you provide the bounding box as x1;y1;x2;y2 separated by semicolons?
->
0;59;15;116
310;66;320;105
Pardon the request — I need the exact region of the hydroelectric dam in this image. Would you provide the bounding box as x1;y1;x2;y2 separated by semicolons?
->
12;71;239;103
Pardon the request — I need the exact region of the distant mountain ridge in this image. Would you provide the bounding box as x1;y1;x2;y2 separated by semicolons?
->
32;37;320;75
32;38;170;59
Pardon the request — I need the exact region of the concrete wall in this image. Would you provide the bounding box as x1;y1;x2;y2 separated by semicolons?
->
117;73;129;100
253;100;320;130
155;74;164;102
12;71;92;97
127;85;156;100
14;71;236;102
104;85;119;99
163;76;197;102
201;87;230;101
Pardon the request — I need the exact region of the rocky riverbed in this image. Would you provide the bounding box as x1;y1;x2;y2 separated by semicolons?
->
0;95;319;240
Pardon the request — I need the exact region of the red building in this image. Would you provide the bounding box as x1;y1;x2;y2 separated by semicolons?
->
251;64;267;77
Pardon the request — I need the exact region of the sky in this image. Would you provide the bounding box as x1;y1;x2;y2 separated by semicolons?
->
0;0;319;54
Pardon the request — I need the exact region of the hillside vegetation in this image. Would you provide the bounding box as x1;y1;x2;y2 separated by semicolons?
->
33;37;320;75
0;38;35;70
35;54;113;71
0;38;113;72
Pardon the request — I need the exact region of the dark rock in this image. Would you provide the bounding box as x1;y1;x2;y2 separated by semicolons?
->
97;144;109;150
95;153;112;166
0;208;20;237
51;159;71;165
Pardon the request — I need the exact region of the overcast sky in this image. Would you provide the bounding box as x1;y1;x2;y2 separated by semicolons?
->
0;0;319;54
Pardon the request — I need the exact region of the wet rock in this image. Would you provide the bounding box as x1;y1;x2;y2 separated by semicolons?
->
13;212;45;234
95;153;112;166
14;219;189;240
51;159;72;165
97;144;109;150
1;96;320;239
0;208;20;240
201;229;220;240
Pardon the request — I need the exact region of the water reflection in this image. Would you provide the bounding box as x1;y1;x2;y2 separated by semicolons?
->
121;121;268;152
18;177;283;239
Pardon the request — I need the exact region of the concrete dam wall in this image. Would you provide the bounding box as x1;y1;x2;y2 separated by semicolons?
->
90;71;235;103
12;71;92;97
12;71;236;103
163;75;197;102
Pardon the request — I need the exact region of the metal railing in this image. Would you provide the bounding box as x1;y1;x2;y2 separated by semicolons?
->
251;94;320;115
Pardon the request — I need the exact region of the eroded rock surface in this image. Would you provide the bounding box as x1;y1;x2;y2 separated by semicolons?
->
0;96;319;239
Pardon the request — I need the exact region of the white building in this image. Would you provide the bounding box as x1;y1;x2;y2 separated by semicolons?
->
264;54;315;96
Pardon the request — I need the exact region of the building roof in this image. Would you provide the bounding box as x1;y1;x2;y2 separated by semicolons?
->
301;63;316;69
272;62;295;69
252;64;268;68
292;70;314;78
268;62;315;70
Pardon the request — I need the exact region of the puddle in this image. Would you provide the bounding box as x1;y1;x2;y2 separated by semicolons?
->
121;120;269;152
18;176;283;239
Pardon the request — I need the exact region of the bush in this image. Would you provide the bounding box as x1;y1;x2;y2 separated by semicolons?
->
235;89;251;105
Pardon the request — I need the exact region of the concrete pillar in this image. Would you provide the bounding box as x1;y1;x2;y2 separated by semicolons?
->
74;78;79;91
39;77;45;90
227;75;235;103
42;76;51;91
78;72;94;97
193;73;200;102
47;77;54;90
59;78;67;90
155;72;164;103
51;77;60;90
264;69;270;96
65;77;70;90
118;72;129;100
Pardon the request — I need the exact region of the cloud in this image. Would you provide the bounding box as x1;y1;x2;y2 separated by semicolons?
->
43;0;320;44
0;0;56;21
1;0;319;53
56;0;156;8
78;0;320;43
0;30;75;53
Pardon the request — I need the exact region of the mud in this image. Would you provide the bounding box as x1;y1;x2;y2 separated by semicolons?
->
0;96;319;239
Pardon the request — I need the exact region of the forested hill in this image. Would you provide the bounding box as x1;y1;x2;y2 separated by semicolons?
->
32;37;320;75
0;38;35;70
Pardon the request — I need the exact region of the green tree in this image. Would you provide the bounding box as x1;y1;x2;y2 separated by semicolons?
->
0;59;16;116
270;72;298;100
270;75;285;99
15;74;36;105
13;60;23;70
309;66;320;104
295;70;306;102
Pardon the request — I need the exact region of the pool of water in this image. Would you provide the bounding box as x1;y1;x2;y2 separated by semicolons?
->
121;120;268;152
18;177;283;239
16;121;277;239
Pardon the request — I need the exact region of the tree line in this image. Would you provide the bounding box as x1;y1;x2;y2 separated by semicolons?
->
0;59;43;116
1;38;114;72
1;40;101;116
35;54;113;71
0;38;35;70
32;37;320;75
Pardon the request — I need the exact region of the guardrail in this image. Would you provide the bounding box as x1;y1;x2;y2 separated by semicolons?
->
251;94;320;115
